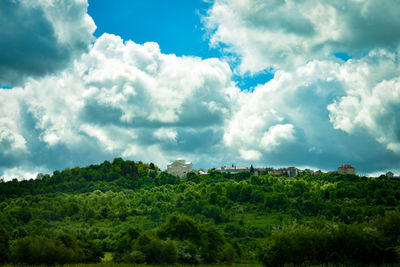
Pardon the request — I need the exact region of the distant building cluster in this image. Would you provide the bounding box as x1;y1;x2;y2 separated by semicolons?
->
166;158;397;179
215;166;249;174
271;167;299;177
214;166;311;177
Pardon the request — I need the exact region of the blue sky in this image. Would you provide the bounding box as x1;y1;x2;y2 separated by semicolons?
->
1;0;400;180
87;0;275;89
88;0;217;58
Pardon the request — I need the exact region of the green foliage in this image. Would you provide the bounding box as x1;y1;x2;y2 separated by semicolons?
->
259;225;330;266
0;159;159;198
112;226;141;259
10;233;103;265
158;214;202;241
1;158;400;265
258;221;398;266
0;224;10;262
11;235;70;265
157;214;225;263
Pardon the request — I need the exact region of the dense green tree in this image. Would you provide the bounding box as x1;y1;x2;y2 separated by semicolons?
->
0;224;10;262
115;226;140;254
157;214;225;263
11;236;73;265
10;233;103;265
1;158;400;265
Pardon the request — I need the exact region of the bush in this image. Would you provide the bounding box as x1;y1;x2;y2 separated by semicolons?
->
176;240;201;264
258;225;329;266
157;214;225;263
10;233;103;265
121;233;178;264
258;223;391;266
11;236;73;265
0;225;10;262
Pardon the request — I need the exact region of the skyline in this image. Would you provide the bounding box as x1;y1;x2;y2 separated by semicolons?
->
1;0;400;180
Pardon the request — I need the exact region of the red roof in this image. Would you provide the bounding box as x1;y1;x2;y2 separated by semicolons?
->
339;164;354;169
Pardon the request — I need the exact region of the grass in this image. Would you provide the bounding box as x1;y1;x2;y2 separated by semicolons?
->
2;264;262;267
5;264;400;267
230;210;296;229
101;252;113;262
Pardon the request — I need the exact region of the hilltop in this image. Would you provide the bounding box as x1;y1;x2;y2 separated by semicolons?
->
1;158;400;266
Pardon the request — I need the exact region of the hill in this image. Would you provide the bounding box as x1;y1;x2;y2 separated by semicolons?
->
1;158;400;266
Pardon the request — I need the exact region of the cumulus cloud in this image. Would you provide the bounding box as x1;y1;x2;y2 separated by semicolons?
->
200;0;400;173
0;0;95;85
2;0;400;177
0;89;28;169
0;125;26;154
328;49;400;154
1;167;44;182
260;124;295;150
225;60;341;164
223;56;400;171
239;149;261;161
154;128;178;143
205;0;400;73
0;33;234;178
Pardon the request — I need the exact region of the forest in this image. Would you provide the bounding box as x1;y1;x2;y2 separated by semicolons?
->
1;158;400;266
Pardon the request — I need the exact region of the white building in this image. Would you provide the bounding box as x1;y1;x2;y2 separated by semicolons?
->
215;166;249;174
167;159;193;178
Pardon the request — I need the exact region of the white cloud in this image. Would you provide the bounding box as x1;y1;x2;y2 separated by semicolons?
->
0;0;95;85
1;0;400;176
260;124;295;151
122;144;169;167
154;128;178;143
1;167;43;182
205;0;400;73
224;47;400;170
203;0;400;171
0;33;234;174
0;124;27;154
0;90;27;155
80;34;232;126
328;49;400;153
224;60;342;161
239;149;261;161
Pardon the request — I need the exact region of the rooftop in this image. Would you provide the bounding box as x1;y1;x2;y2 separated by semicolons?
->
339;164;355;169
216;166;248;170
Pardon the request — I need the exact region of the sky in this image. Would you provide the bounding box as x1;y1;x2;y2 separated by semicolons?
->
1;0;400;180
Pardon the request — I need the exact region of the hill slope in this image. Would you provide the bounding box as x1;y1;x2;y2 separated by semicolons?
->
1;158;400;265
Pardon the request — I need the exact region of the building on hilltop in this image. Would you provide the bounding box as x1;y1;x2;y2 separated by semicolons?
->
198;170;208;176
254;168;274;176
271;167;299;177
285;167;299;177
338;164;355;175
167;159;193;178
312;170;322;176
386;171;394;178
215;166;249;174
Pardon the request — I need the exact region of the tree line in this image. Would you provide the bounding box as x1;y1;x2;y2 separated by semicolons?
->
1;158;400;265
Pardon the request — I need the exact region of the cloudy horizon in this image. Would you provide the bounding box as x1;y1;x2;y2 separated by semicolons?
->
1;0;400;180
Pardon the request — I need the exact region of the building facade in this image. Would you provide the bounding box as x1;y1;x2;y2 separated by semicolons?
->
254;168;274;176
386;171;394;178
167;159;193;178
285;167;299;177
337;164;355;175
215;166;249;174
